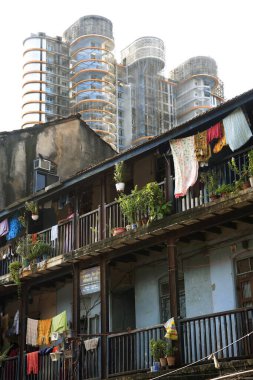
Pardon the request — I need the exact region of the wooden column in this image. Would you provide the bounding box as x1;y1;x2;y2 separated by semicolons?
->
72;263;80;335
100;256;109;379
100;176;106;240
165;155;175;212
19;283;28;380
74;190;79;250
166;237;181;363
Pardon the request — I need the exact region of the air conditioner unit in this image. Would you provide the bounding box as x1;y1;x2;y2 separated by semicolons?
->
34;158;51;171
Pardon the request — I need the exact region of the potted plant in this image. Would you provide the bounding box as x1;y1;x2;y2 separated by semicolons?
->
142;182;171;223
166;346;177;367
200;171;219;200
228;157;250;190
248;150;253;187
30;239;51;261
25;201;39;220
215;183;234;198
150;339;168;368
9;261;22;298
117;186;138;228
114;161;125;192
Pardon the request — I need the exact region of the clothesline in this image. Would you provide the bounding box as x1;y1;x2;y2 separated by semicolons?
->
170;107;253;198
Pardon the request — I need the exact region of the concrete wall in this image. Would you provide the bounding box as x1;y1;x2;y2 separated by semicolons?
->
56;282;73;325
209;247;236;312
135;261;166;328
184;253;213;318
0;117;115;209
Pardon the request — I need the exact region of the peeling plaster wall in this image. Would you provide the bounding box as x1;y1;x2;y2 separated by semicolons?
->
184;253;213;318
209;247;236;312
135;261;166;328
0;119;115;208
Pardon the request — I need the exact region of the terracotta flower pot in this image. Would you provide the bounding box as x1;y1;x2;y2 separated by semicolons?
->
166;356;175;367
112;227;126;236
159;357;167;367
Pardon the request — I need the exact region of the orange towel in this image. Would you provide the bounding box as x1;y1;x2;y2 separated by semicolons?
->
27;351;39;375
37;319;52;346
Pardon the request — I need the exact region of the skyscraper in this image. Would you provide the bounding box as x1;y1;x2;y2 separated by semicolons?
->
22;17;223;150
63;15;117;149
169;56;224;125
22;33;69;129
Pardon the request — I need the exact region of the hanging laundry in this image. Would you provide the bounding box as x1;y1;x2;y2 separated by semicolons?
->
8;310;19;335
37;318;52;346
1;314;9;332
0;219;9;237
170;136;199;198
51;225;58;241
27;351;39;375
194;130;211;164
222;107;252;151
51;310;67;335
6;215;22;241
213;135;227;154
164;317;178;340
26;318;38;346
84;338;99;351
206;122;223;144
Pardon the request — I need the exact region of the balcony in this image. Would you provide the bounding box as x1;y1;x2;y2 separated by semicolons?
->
1;145;253;282
1;307;253;379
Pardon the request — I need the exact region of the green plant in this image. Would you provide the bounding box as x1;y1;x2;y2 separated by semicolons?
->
16;236;33;259
25;201;38;215
215;183;234;196
150;339;167;361
228;157;248;185
165;345;177;357
16;236;51;262
9;261;22;285
248;150;253;177
200;171;219;196
117;186;138;224
30;240;51;260
114;161;125;183
142;182;171;222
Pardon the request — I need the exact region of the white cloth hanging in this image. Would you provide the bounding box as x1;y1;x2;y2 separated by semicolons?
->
170;136;199;198
84;338;99;351
223;107;252;151
51;225;58;241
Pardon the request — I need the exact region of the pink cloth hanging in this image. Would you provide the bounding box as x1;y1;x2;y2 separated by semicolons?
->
170;136;199;198
0;219;9;237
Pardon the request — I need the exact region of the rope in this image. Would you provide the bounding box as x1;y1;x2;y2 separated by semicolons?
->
150;330;253;380
210;368;253;379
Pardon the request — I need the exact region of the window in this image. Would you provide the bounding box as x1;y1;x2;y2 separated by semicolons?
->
159;276;185;322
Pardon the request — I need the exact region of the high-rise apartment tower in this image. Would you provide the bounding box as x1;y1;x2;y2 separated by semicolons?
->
22;17;224;150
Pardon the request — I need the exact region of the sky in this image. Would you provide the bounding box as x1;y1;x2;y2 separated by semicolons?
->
1;0;253;133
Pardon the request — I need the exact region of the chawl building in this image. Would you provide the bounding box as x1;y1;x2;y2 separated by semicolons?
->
1;89;253;379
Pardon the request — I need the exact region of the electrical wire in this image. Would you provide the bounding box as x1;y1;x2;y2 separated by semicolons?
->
150;330;253;380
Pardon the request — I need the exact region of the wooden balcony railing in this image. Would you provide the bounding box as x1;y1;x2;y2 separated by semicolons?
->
180;307;253;364
1;147;252;280
0;355;19;380
107;324;165;376
1;307;253;379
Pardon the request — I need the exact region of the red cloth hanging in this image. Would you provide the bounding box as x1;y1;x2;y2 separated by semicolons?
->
206;122;223;144
27;351;39;375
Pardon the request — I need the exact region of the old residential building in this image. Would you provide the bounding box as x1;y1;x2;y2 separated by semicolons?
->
1;89;252;379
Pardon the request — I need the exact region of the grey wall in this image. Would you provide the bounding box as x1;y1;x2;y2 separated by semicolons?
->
0;117;115;209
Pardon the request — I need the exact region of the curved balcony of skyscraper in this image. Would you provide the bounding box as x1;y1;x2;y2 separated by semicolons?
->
121;36;165;72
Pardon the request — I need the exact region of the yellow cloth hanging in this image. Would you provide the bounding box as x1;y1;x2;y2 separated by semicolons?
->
37;319;52;345
213;135;227;154
194;131;211;163
164;317;178;341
